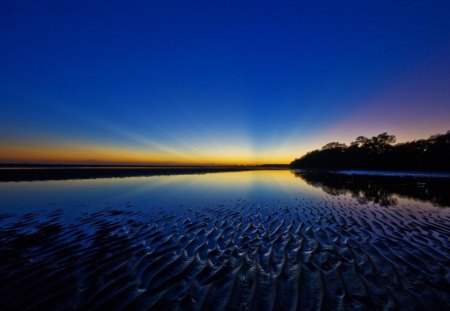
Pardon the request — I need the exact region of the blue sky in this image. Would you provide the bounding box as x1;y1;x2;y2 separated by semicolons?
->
1;1;450;164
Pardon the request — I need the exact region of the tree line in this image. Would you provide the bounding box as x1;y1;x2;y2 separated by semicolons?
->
290;130;450;171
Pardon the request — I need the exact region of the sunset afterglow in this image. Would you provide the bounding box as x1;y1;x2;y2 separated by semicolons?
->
1;1;450;164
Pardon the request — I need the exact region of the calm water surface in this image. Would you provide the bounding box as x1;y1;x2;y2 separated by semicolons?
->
0;170;327;215
1;170;449;310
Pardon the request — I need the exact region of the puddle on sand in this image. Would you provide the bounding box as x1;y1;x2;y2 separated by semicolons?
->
1;170;449;310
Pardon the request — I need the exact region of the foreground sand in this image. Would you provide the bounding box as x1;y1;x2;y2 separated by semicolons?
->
1;197;449;310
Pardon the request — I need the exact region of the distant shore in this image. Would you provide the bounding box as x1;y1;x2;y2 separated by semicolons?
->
291;131;450;172
0;165;289;182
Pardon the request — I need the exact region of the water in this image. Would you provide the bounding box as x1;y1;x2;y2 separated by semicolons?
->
0;170;327;217
1;170;449;310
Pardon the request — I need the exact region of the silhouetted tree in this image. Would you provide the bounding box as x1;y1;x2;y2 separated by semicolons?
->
322;142;347;150
290;131;450;171
354;136;370;147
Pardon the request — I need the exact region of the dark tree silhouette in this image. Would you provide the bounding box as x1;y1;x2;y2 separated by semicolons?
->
321;142;347;150
291;131;450;171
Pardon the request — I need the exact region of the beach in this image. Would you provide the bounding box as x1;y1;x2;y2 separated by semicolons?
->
1;170;449;310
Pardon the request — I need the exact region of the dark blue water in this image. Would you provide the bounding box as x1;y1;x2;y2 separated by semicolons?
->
0;171;321;215
1;170;449;310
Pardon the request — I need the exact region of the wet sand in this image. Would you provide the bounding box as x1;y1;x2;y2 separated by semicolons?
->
1;197;449;310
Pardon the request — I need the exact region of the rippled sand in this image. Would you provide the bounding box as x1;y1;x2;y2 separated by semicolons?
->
1;197;449;310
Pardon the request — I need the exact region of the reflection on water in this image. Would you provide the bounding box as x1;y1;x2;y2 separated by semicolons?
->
1;169;449;214
1;170;449;310
0;171;319;214
293;170;450;207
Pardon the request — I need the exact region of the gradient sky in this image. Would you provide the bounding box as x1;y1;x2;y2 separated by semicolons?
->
1;1;450;164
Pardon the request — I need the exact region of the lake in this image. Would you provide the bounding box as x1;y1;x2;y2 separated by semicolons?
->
1;170;449;310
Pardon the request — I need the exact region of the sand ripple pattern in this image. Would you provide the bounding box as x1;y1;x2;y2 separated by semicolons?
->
1;198;449;310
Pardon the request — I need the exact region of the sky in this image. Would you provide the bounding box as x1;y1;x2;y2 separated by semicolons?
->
1;0;450;165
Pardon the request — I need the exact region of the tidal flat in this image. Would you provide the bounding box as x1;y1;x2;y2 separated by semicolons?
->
0;170;449;310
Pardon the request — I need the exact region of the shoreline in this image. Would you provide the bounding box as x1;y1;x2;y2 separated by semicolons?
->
2;164;450;182
0;165;289;182
293;168;450;179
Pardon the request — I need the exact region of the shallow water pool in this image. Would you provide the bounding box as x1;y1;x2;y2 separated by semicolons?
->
1;170;449;310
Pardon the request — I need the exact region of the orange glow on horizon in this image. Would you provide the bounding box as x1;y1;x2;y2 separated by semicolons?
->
0;140;292;165
2;127;448;166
